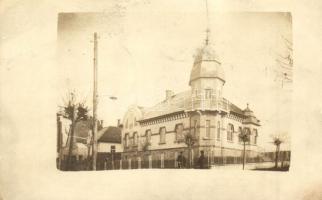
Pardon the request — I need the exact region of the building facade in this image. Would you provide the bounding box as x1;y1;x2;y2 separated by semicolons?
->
121;39;261;169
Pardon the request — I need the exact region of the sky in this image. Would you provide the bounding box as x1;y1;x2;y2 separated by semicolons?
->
56;10;292;151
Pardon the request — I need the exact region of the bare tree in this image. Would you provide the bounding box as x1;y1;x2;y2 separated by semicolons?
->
59;91;89;170
239;129;250;170
272;135;284;168
275;35;293;88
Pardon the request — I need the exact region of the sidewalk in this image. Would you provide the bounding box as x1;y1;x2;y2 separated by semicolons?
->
210;162;276;170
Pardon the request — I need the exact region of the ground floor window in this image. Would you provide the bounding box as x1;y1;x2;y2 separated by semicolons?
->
160;153;164;168
148;155;152;169
128;158;131;169
138;157;141;169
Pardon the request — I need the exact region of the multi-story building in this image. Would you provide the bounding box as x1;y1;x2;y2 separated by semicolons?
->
121;38;261;169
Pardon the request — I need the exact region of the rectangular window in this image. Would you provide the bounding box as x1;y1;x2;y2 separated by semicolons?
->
160;127;166;144
175;124;184;142
206;120;211;138
146;130;151;143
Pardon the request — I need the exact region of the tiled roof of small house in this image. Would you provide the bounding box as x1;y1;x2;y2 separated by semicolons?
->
97;126;122;143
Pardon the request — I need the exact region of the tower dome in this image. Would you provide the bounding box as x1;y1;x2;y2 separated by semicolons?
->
189;43;225;85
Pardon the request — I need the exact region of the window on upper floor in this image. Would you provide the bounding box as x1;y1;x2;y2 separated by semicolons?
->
253;129;258;144
125;119;128;129
193;120;198;135
134;117;138;126
217;121;221;140
238;127;243;143
227;124;234;141
194;89;198;97
159;127;166;144
206;120;211;138
146;130;151;143
175;123;184;142
133;132;138;146
243;128;251;144
205;89;212;99
124;133;129;147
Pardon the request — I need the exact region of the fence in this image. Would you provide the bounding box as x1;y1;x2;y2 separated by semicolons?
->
58;153;283;171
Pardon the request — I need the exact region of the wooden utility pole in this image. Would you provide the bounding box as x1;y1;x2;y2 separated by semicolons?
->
92;32;98;170
67;101;76;170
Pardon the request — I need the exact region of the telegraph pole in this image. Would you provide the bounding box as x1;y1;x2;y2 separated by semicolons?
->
92;32;98;170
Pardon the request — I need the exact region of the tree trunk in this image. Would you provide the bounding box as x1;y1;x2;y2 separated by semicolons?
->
67;106;76;170
242;142;246;170
275;144;280;168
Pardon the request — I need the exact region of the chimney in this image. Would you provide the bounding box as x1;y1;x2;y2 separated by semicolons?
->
117;119;121;127
166;90;174;101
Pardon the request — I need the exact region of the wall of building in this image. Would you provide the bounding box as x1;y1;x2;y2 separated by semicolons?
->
98;142;122;153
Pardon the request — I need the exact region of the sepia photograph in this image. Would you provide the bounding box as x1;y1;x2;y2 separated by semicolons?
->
56;8;292;172
1;0;322;199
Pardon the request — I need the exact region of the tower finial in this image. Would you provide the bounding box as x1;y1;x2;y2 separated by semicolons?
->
205;0;210;45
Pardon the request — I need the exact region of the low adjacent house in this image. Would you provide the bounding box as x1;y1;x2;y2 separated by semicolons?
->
96;126;122;170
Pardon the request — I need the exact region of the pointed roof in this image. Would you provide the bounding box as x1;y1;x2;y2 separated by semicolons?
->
189;43;225;85
242;104;260;126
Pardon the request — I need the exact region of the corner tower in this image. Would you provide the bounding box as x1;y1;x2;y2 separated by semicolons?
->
189;40;225;99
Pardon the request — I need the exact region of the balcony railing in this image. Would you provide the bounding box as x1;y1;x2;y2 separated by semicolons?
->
184;96;229;112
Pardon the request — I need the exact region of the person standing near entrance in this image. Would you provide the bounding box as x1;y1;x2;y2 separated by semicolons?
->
198;150;206;169
177;152;186;168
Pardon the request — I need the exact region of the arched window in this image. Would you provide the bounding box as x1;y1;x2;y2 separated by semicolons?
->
124;133;129;147
133;132;138;146
227;124;234;141
238;127;242;142
243;128;251;143
253;129;258;144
